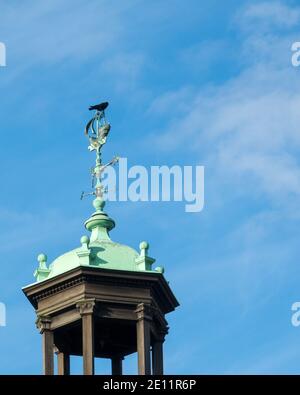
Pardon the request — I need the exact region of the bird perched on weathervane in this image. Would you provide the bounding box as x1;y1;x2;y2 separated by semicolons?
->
81;101;119;200
84;101;111;151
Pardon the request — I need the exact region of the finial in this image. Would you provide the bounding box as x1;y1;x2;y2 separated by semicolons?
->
136;241;156;271
139;241;149;256
37;254;47;269
80;235;90;248
93;197;105;212
81;101;119;205
136;242;164;273
77;235;91;264
34;253;50;282
82;102;117;238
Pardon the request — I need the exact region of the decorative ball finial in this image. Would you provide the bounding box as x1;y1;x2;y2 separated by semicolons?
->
93;197;105;212
37;253;47;263
37;254;47;269
34;253;50;281
139;241;149;259
80;235;90;247
139;241;149;251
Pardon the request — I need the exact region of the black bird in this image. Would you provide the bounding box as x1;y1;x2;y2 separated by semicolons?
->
89;101;109;112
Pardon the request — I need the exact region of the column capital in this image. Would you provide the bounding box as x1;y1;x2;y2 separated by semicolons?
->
36;315;52;333
151;323;169;343
76;298;95;315
151;305;168;327
135;303;153;322
156;327;169;342
79;302;95;375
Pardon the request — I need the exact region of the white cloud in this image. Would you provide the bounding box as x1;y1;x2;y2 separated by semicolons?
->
0;1;137;73
150;2;300;208
141;3;300;327
227;337;300;374
235;1;300;32
100;52;146;94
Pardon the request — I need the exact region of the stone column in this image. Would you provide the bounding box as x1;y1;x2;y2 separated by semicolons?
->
152;332;165;375
55;348;70;375
36;316;54;375
135;303;152;375
111;355;124;375
77;299;95;375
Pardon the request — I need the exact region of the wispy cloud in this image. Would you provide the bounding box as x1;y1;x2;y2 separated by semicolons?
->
150;2;300;209
236;1;300;31
142;3;300;373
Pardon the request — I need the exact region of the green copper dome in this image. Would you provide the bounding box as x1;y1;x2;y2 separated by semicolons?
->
34;198;164;282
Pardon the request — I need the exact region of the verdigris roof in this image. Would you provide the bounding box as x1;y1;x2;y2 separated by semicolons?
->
33;198;164;283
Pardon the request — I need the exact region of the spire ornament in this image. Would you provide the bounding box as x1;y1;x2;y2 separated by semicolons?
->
82;101;118;239
81;101;119;202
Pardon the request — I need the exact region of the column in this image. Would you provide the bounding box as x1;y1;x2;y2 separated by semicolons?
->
77;299;95;375
111;356;123;375
55;349;70;375
135;303;152;375
152;334;165;375
36;316;54;375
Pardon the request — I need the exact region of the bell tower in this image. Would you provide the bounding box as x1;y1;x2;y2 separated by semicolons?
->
23;102;179;375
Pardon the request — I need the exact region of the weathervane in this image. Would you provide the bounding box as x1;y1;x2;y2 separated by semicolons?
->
81;101;119;201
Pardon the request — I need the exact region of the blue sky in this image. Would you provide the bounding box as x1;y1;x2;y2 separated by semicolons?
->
1;0;300;374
